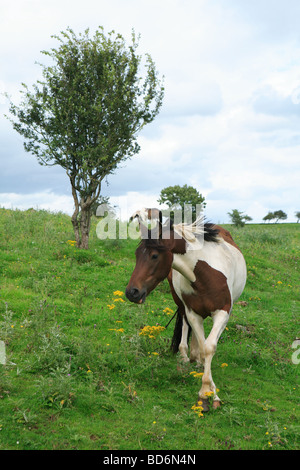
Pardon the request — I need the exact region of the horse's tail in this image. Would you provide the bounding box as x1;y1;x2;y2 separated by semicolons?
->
170;308;191;354
170;308;182;353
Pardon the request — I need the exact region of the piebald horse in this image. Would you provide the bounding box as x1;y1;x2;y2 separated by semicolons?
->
126;210;247;410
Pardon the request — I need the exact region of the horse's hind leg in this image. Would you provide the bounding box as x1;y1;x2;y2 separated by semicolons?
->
189;331;204;364
178;317;190;362
185;309;205;365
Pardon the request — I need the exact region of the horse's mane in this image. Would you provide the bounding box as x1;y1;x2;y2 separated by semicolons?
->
173;217;220;243
138;217;219;251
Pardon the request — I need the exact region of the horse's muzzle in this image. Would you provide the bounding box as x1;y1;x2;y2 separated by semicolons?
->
125;287;147;304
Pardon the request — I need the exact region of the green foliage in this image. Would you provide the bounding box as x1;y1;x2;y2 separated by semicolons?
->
6;27;164;248
263;210;288;223
158;184;206;221
263;211;275;223
273;210;287;223
0;208;299;450
227;209;252;227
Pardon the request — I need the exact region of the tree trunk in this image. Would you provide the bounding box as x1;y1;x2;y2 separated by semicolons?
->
70;178;101;249
70;180;91;249
80;203;92;249
71;182;81;247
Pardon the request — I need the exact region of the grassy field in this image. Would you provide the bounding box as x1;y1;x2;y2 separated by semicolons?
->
0;208;299;450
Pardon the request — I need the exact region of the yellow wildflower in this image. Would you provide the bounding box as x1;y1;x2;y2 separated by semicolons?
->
191;400;203;409
113;298;125;303
139;325;165;338
221;363;228;368
113;290;124;296
108;328;125;333
191;400;204;418
190;371;204;378
163;307;174;315
107;304;115;310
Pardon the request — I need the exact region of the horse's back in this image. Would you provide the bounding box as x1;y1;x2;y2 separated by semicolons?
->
214;226;247;302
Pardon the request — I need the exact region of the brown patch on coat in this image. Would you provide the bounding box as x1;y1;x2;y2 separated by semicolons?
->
169;235;186;254
181;260;232;319
146;208;161;220
213;225;242;252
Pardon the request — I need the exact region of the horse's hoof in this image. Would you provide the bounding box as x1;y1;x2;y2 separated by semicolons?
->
198;397;210;412
212;400;221;410
180;357;190;364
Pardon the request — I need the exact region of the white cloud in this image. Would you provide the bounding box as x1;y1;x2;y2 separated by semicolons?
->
109;192;162;221
0;191;74;215
1;0;300;224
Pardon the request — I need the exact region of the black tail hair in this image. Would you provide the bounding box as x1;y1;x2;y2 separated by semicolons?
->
170;309;192;354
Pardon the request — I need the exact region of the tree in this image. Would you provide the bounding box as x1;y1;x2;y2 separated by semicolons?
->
6;27;164;248
263;212;275;223
295;211;300;223
157;184;206;222
227;209;252;227
273;210;287;223
91;195;113;216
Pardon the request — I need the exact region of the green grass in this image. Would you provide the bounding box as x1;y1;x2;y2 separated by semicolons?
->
0;208;299;450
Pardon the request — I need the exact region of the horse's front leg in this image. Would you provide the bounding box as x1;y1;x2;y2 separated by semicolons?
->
199;309;229;410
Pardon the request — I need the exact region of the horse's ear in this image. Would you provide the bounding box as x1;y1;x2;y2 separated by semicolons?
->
139;220;149;239
129;207;163;240
158;210;162;239
149;209;162;239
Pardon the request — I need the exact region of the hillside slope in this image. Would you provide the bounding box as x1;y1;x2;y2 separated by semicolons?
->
0;208;299;450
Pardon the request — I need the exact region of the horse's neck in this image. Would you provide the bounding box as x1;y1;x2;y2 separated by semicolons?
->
170;234;202;283
171;252;197;283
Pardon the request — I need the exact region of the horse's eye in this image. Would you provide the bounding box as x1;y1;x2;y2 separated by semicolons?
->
151;253;159;260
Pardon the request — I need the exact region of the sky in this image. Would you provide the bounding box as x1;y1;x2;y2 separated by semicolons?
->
1;0;300;223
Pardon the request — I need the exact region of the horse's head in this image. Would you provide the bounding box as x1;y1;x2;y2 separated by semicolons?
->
126;208;188;304
125;237;173;304
126;209;175;303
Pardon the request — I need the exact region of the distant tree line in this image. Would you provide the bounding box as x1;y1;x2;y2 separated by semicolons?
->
97;185;298;227
263;210;287;223
155;186;298;226
227;209;297;226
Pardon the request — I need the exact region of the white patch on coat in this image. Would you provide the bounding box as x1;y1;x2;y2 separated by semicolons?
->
171;238;247;306
172;253;196;284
